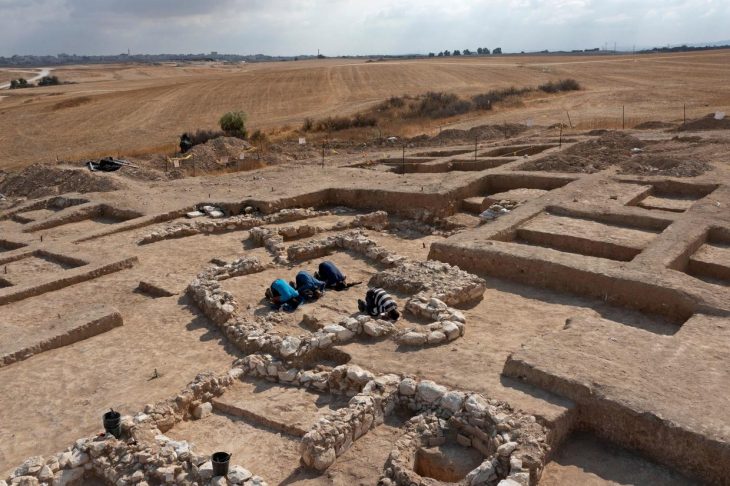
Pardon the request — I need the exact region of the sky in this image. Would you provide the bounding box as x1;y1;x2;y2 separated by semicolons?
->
1;0;729;57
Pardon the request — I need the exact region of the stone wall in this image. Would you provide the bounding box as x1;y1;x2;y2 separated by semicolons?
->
138;207;328;245
3;370;266;486
233;354;548;484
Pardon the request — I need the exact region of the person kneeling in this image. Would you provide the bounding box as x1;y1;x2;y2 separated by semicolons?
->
265;279;302;312
292;271;326;301
315;261;348;291
358;287;400;321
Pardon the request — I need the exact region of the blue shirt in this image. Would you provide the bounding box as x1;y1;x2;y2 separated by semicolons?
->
296;271;326;294
271;279;299;303
318;261;345;286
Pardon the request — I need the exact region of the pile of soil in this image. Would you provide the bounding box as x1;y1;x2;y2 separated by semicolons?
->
518;131;644;173
678;113;730;131
0;164;122;199
634;121;676;130
182;137;264;175
618;155;712;177
409;123;530;146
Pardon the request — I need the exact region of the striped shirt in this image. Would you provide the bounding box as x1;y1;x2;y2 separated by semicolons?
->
366;288;397;316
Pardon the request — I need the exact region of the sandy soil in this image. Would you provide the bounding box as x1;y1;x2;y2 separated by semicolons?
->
540;432;697;486
0;120;727;484
1;51;729;169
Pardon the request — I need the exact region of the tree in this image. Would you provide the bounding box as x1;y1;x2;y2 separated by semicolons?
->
37;75;60;86
477;48;483;55
463;49;472;55
437;51;444;57
444;50;451;56
453;50;461;56
9;78;28;89
482;47;490;55
219;111;247;137
493;47;502;54
428;52;435;57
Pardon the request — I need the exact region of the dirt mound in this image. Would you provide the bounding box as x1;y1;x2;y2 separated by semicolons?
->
408;124;529;146
634;121;676;130
183;136;263;174
618;155;712;177
519;131;644;173
0;164;122;199
678;113;730;131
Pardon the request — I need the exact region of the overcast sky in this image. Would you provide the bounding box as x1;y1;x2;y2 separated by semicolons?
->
1;0;729;56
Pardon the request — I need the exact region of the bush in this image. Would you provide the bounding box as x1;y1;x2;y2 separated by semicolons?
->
378;95;406;110
9;78;29;89
37;75;60;86
472;87;533;110
410;92;472;119
311;113;377;132
188;129;226;146
538;79;581;93
219;111;247;137
249;129;270;146
302;117;314;131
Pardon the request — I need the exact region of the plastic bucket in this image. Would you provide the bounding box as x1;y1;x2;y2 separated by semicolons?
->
212;452;231;476
103;409;122;439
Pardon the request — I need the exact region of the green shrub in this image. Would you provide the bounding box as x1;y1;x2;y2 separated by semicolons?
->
219;111;247;137
9;78;29;89
37;75;60;86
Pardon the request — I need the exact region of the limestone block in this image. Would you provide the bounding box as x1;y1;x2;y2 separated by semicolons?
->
416;380;447;404
192;402;212;420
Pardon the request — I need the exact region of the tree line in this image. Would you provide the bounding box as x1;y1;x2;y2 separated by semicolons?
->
428;47;502;57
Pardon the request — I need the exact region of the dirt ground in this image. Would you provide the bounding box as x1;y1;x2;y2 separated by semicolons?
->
1;50;730;169
540;432;697;486
0;70;728;485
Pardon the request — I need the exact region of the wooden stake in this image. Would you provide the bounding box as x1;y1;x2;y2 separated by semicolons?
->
402;145;406;175
622;105;625;129
559;125;563;149
566;111;573;129
683;104;686;126
474;135;478;160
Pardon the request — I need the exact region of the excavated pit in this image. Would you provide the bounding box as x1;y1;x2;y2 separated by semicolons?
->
482;144;557;157
1;125;728;486
414;441;484;482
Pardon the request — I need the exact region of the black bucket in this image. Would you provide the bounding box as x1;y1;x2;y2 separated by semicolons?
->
212;451;231;476
103;409;121;439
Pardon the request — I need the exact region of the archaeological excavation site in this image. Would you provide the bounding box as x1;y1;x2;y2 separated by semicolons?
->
0;124;728;486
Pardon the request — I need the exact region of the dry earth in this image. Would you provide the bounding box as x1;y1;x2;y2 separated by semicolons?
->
0;52;729;486
1;50;730;169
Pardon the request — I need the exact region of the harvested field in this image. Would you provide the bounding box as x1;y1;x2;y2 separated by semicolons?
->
1;50;729;170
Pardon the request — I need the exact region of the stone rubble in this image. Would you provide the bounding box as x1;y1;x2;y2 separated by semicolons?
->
247;211;390;265
187;226;487;362
4;371;266;486
479;200;520;223
369;260;487;307
138;207;329;245
234;354;547;484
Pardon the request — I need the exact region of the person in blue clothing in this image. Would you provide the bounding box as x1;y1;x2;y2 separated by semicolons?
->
314;260;348;290
291;271;326;301
265;279;301;311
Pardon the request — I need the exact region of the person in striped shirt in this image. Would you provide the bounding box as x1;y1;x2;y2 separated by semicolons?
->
358;287;400;321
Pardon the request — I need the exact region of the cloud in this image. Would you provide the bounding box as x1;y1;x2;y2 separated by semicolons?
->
0;0;729;56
